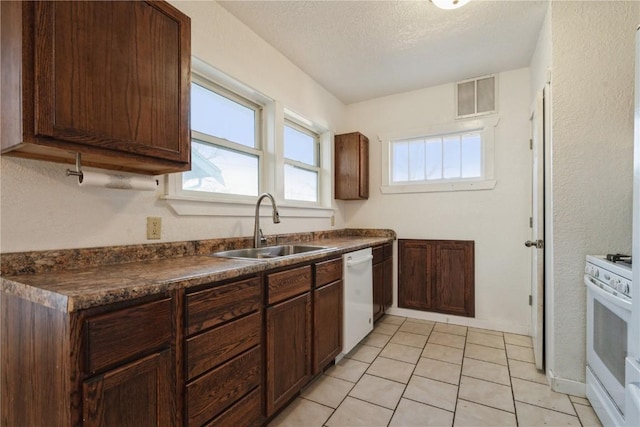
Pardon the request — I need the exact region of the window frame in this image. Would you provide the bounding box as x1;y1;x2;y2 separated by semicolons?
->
380;117;498;194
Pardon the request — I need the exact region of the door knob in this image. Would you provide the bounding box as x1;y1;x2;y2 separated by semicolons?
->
525;240;544;248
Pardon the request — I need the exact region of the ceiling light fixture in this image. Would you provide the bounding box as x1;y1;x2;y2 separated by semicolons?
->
431;0;471;10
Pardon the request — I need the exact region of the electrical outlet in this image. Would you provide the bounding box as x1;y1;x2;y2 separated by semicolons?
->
147;217;162;240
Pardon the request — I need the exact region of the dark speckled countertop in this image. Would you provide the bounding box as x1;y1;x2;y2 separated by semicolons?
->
1;229;395;313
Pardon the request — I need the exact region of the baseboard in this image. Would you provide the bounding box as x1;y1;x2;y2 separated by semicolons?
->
385;307;530;335
547;369;586;397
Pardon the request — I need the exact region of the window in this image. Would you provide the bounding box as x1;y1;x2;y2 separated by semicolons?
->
165;57;334;218
183;79;262;197
381;118;497;194
283;120;320;202
391;131;481;184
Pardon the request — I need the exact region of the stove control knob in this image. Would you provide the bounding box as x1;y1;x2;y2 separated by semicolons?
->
624;283;631;295
594;269;599;278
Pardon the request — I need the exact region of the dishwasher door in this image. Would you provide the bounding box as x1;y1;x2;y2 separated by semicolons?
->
342;248;374;355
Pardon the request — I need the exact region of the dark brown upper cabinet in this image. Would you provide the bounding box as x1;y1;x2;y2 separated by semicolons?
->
1;1;191;175
334;132;369;200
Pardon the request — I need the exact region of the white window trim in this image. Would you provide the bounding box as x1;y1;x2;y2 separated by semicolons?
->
282;117;321;204
379;116;499;194
163;57;334;218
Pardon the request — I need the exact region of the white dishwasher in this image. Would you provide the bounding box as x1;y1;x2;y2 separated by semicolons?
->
341;248;374;355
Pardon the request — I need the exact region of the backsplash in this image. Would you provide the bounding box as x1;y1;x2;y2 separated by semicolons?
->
1;229;395;276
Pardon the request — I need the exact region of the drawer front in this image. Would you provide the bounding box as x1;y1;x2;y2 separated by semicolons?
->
186;346;261;427
267;265;311;305
383;243;392;259
372;245;384;264
315;258;342;288
204;387;262;427
186;312;261;381
186;277;261;336
85;298;172;374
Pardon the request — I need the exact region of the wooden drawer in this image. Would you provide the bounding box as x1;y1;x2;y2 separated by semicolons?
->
383;243;393;260
186;346;261;427
186;276;261;336
186;312;261;381
372;245;384;264
267;265;311;305
204;387;262;427
315;258;342;288
85;298;172;375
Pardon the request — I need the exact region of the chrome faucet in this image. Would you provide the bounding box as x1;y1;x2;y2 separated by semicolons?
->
254;193;280;248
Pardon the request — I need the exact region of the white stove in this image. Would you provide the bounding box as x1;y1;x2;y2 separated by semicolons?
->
585;255;633;426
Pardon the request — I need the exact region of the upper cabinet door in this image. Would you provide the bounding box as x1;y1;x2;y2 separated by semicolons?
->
334;132;369;200
34;1;190;163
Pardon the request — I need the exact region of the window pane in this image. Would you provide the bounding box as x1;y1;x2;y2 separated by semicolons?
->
408;140;426;181
443;136;461;179
284;164;318;202
184;140;258;196
461;133;482;178
284;125;317;166
477;77;495;113
392;141;409;182
457;81;475;116
191;83;256;148
425;138;442;180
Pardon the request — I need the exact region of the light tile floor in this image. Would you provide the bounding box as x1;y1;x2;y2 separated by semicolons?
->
269;315;603;427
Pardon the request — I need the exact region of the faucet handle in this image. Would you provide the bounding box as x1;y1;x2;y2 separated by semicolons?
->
259;228;267;245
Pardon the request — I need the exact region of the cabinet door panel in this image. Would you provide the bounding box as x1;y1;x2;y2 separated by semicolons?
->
435;241;474;317
266;292;312;416
398;242;433;311
33;1;189;162
83;349;174;427
314;280;343;373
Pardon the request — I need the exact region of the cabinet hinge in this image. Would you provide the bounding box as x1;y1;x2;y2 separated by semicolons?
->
529;139;533;150
529;217;533;228
528;295;533;306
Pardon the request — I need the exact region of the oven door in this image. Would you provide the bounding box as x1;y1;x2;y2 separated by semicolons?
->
585;275;632;416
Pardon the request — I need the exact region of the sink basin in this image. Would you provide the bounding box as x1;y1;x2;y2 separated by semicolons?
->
212;244;330;260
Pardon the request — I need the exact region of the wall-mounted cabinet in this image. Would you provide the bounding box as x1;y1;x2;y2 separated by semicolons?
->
335;132;369;200
0;1;191;175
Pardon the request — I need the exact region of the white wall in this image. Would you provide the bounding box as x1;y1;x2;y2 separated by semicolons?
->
340;68;533;334
0;1;346;253
544;1;637;390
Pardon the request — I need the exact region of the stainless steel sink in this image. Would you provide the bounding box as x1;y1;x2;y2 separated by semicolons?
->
212;244;330;260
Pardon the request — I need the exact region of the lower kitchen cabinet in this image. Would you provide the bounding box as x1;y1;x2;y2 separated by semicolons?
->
398;239;474;317
83;349;173;427
184;276;263;427
313;257;343;373
266;292;312;416
0;293;177;426
373;243;394;322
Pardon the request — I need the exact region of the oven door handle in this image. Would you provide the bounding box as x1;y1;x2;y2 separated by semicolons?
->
583;276;632;311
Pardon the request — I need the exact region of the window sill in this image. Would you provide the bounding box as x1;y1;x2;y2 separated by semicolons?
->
381;179;496;194
162;194;335;218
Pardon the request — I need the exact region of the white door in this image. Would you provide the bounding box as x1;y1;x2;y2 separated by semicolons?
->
527;89;545;370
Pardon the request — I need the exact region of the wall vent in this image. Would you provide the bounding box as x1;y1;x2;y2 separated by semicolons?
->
456;75;497;119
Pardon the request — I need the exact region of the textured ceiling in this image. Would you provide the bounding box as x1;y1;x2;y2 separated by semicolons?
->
218;0;549;104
